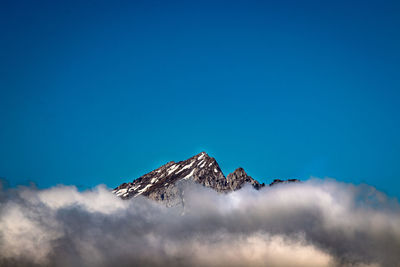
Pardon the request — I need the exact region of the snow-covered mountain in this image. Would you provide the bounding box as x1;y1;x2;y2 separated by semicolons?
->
113;152;298;205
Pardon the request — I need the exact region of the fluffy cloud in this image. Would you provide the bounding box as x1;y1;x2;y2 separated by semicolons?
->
0;179;399;266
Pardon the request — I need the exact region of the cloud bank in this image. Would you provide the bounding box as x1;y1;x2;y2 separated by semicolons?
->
0;179;399;267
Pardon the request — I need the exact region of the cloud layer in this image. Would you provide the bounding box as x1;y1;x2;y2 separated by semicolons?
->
0;179;399;267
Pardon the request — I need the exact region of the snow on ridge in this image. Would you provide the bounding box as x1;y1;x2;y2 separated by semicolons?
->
167;164;180;175
176;161;195;173
115;188;127;196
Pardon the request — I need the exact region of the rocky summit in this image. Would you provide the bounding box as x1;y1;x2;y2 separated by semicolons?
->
113;152;298;205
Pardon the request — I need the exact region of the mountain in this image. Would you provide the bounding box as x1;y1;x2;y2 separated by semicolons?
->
269;178;301;186
113;152;298;205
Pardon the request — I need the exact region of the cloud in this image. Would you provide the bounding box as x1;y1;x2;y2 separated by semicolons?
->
0;179;399;267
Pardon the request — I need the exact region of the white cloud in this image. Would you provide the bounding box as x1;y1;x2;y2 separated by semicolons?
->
0;179;398;266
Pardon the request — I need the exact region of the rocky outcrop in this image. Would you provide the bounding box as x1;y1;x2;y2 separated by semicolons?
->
227;167;264;190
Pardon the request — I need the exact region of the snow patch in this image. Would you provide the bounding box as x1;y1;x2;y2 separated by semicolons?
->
129;184;140;192
182;169;195;180
176;161;195;173
115;188;127;196
167;164;180;175
136;184;152;196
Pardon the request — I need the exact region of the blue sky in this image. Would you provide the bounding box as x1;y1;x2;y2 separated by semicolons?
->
1;0;399;197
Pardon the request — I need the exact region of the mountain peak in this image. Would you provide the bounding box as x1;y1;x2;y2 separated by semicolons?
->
112;152;266;205
113;152;227;200
269;178;300;187
189;151;211;161
198;151;209;157
227;167;263;190
231;167;247;176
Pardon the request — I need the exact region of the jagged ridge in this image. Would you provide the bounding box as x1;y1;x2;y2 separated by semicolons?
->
113;152;261;199
113;152;298;205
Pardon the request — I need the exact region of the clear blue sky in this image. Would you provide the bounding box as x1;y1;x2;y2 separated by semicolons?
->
1;0;399;197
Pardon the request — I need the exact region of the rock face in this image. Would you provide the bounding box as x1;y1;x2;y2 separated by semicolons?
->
113;152;299;206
